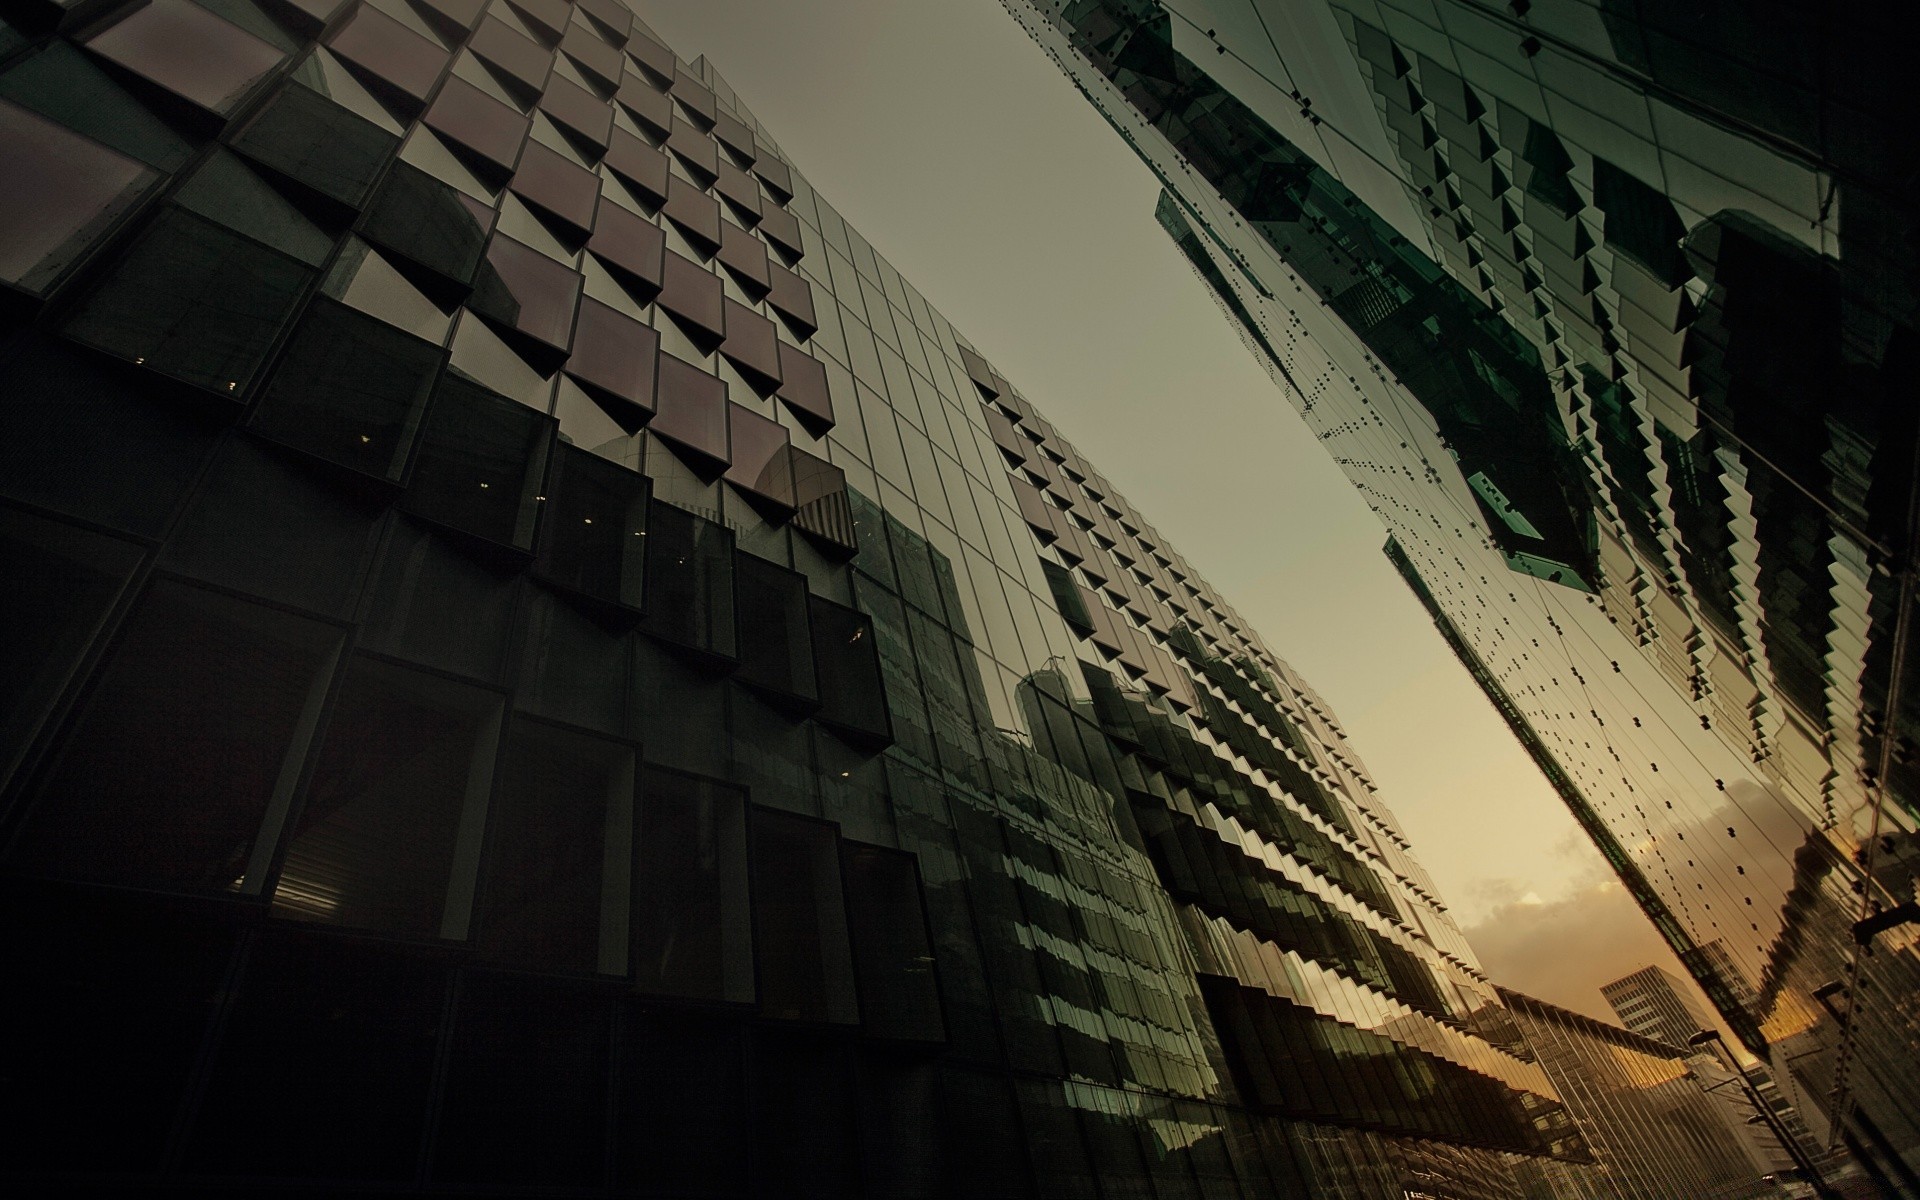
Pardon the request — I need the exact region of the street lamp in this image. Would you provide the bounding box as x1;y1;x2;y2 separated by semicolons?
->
1689;1029;1840;1200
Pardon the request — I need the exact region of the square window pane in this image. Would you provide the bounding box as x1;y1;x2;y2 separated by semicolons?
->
471;232;583;350
232;81;399;207
63;207;314;395
723;401;794;512
326;2;449;107
568;294;658;415
358;159;492;284
477;721;635;975
632;768;752;1002
9;580;344;892
0;42;193;169
0;99;157;297
271;655;503;937
509;136;600;237
84;0;284;115
425;73;530;177
733;551;817;706
651;352;729;470
251;298;445;480
536;442;650;610
750;808;858;1024
402;374;553;549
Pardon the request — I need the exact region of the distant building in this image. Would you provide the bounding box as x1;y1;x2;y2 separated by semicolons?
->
1500;989;1776;1200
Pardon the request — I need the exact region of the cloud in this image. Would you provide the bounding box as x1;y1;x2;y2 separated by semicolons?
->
1463;878;1688;1022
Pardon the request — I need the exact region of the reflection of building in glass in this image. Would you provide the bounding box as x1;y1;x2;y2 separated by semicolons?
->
1500;989;1777;1200
1;1;1612;1195
1002;0;1920;1189
1603;959;1812;1177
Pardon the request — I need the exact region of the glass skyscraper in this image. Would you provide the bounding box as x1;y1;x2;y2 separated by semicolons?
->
0;0;1628;1195
1002;0;1918;1192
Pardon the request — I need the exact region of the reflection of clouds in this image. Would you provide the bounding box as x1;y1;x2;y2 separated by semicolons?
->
1464;881;1688;1023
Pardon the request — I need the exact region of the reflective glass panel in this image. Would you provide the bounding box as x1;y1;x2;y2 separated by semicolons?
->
84;0;284;114
0;99;155;297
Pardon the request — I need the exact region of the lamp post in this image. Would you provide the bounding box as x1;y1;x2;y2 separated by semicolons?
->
1689;1030;1841;1200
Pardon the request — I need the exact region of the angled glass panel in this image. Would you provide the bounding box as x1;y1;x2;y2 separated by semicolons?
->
538;72;611;154
424;73;529;177
774;341;832;434
723;402;793;513
650;352;729;470
568;294;658;415
558;22;621;92
231;81;399;207
0;42;193;170
766;260;816;338
326;2;448;107
840;843;942;1041
716;220;769;298
719;297;779;390
733;551;816;707
809;595;889;746
83;0;284;115
477;718;634;973
62;207;314;395
749;808;857;1024
471;233;582;350
657;248;723;343
0;99;157;298
8;580;344;892
401;374;552;549
509;136;600;236
174;149;332;266
251;298;444;481
515;586;629;733
358;518;518;682
270;655;502;938
602;125;667;206
535;443;650;610
358;159;491;284
639;500;735;661
632;768;751;1003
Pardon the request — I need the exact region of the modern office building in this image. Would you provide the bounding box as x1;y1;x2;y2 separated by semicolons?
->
1003;0;1920;1190
1498;988;1777;1200
0;0;1621;1195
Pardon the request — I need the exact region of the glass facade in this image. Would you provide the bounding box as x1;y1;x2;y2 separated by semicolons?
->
1001;0;1919;1191
0;1;1597;1196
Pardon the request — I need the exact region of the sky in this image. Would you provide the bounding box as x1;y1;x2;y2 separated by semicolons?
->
636;0;1702;1022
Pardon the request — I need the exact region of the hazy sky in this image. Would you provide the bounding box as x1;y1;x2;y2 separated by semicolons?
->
637;0;1697;1021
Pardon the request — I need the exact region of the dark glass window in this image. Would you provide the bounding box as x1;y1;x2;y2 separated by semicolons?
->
509;138;600;238
251;299;445;480
614;1016;747;1194
734;551;818;707
721;296;781;390
588;192;665;296
83;0;284;115
9;580;344;892
632;768;753;1002
477;719;635;974
425;74;530;178
161;438;383;617
749;808;858;1024
270;655;503;938
0;510;144;793
326;3;448;108
651;352;730;470
775;341;834;434
0;42;194;169
536;443;650;610
842;843;943;1042
230;81;398;208
402;373;552;550
0;334;219;536
358;517;518;681
723;401;794;513
434;973;609;1188
0;99;156;298
472;233;583;350
809;595;890;745
640;500;736;660
0;893;232;1174
63;207;314;395
568;294;659;414
187;931;446;1179
359;159;492;284
516;586;631;734
174;148;332;266
1593;158;1691;287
